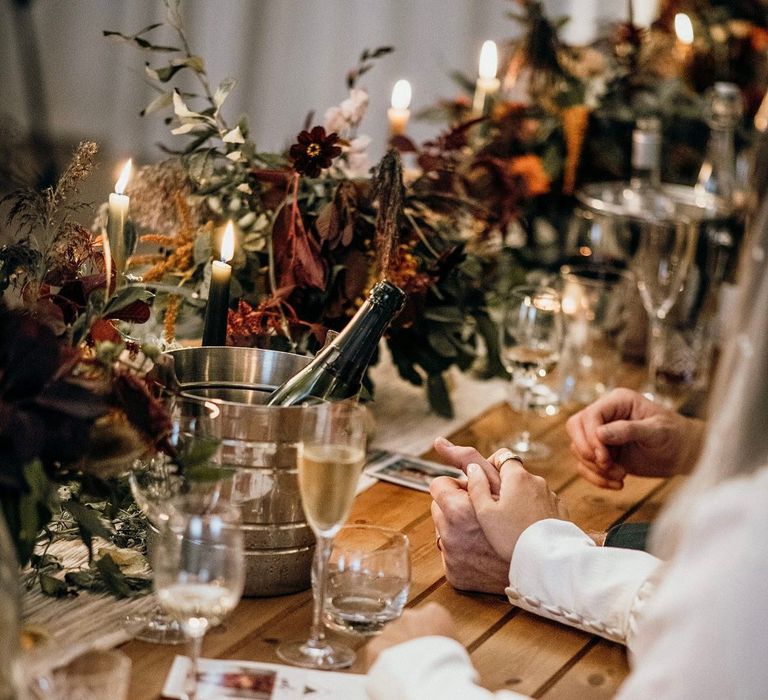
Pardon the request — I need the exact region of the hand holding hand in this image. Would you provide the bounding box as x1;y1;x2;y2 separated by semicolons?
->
433;437;501;494
466;460;568;562
366;603;457;669
565;388;705;490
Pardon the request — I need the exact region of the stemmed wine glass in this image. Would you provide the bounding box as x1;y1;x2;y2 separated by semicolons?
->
499;286;563;459
153;501;244;700
277;401;367;670
630;216;698;404
126;393;226;644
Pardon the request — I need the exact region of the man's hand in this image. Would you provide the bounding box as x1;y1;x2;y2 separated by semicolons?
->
466;461;568;562
433;437;501;494
430;476;511;593
566;388;705;490
366;603;458;668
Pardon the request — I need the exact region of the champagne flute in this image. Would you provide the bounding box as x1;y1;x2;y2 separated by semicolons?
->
153;501;244;700
499;286;563;459
630;216;698;404
125;393;225;644
277;401;367;670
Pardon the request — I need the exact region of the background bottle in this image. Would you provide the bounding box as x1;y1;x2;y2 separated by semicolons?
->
266;280;406;406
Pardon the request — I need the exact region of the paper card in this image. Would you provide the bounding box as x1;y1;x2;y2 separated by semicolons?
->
365;451;463;492
162;656;368;700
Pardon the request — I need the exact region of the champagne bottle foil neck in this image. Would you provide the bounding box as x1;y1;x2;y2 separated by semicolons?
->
370;280;406;313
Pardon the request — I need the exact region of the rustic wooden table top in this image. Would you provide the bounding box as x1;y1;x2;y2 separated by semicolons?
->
122;364;678;699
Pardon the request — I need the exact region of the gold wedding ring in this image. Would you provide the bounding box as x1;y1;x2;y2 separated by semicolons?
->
495;450;523;469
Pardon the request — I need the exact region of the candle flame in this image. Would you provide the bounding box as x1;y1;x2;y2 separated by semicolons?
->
221;221;235;263
391;79;412;110
114;159;132;195
479;40;498;81
674;13;694;45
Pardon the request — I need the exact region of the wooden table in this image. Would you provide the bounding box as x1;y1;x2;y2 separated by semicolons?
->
123;364;678;699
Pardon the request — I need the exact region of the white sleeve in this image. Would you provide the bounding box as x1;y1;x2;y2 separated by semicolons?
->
506;519;661;646
615;469;768;699
367;637;527;700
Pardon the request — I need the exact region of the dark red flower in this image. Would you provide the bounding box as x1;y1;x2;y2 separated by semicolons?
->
289;126;342;178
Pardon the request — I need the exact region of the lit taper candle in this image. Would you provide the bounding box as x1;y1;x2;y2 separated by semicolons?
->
473;40;500;117
107;159;132;287
202;220;235;346
674;12;694;64
388;79;412;137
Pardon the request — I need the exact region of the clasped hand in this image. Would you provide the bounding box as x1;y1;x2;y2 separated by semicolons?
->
430;437;567;595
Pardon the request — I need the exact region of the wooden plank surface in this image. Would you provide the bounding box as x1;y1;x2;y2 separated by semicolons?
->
121;363;674;700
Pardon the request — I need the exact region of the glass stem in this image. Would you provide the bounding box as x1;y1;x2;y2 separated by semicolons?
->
308;535;333;648
647;315;665;394
185;631;205;700
518;375;533;452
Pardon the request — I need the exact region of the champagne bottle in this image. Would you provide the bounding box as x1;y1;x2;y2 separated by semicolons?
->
266;280;406;406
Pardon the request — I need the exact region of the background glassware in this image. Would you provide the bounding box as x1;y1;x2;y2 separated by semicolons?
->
126;393;225;645
630;217;698;404
324;525;410;636
153;503;244;700
499;286;563;459
277;401;367;670
558;263;631;405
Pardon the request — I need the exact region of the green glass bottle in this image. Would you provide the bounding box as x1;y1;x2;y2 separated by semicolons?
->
266;281;406;406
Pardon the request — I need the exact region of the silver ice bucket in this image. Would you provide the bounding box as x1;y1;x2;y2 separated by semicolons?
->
167;346;314;597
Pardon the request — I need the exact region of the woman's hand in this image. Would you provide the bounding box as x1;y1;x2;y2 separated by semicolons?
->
366;603;458;669
466;460;568;562
565;388;705;490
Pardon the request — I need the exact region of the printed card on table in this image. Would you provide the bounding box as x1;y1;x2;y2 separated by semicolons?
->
365;450;463;492
162;656;367;700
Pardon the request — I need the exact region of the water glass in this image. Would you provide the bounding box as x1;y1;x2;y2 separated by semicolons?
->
558;263;631;405
324;525;410;636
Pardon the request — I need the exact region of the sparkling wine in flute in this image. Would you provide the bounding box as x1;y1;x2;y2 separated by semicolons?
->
157;583;240;627
298;444;365;535
503;345;560;377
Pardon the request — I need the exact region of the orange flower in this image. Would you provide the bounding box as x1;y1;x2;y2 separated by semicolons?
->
561;104;591;195
507;154;550;196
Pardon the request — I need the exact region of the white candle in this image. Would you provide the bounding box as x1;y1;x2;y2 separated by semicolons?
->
388;79;412;137
473;40;500;117
107;159;132;286
202;221;235;346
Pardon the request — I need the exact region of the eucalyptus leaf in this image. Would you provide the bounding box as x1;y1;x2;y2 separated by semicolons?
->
39;573;69;598
426;374;453;418
427;332;458;358
140;91;174;117
63;500;113;541
95;554;134;598
214;77;237;110
104;286;153;316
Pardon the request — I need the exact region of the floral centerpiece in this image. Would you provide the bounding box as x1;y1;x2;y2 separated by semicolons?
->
0;142;171;595
104;2;507;416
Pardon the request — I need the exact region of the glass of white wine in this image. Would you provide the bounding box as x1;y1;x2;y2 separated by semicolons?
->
153;501;244;700
277;401;367;670
125;393;225;645
499;285;563;459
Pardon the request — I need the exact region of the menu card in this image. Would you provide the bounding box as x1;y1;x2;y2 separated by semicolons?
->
162;655;368;699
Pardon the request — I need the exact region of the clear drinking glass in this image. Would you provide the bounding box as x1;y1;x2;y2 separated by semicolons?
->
630;217;698;404
277;401;367;670
499;286;563;459
153;502;244;700
324;525;410;636
126;393;225;644
558;263;632;405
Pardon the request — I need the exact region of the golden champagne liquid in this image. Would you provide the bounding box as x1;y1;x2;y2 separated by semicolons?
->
298;444;365;535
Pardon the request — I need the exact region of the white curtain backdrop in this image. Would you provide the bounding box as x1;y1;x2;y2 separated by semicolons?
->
0;0;641;170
